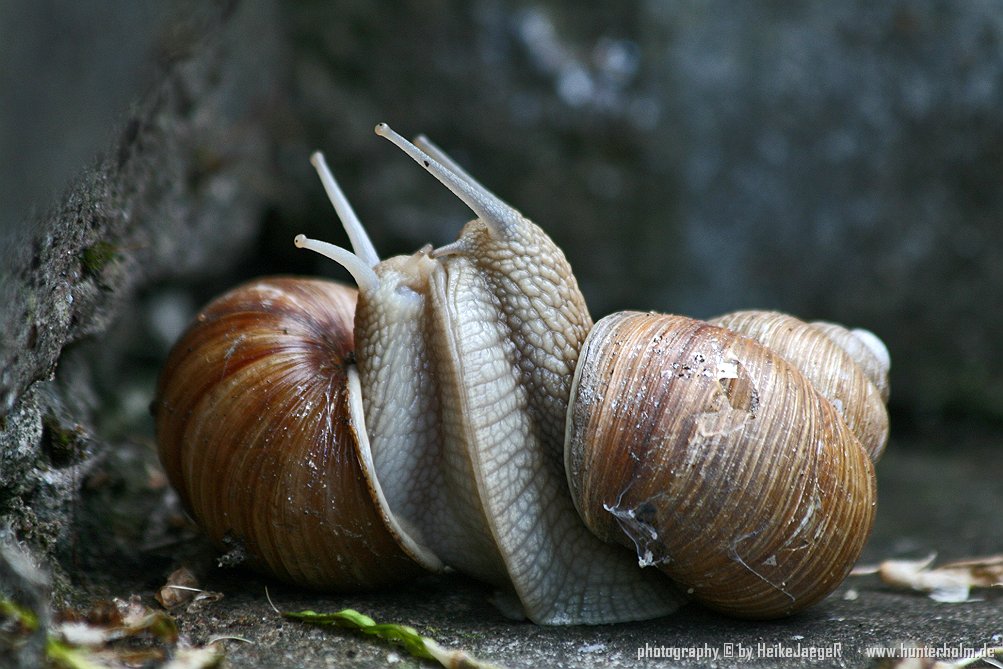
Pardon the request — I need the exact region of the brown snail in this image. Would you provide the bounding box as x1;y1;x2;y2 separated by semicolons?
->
154;276;442;589
154;123;890;623
565;311;885;618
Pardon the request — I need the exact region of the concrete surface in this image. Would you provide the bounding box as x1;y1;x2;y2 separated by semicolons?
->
73;433;1003;669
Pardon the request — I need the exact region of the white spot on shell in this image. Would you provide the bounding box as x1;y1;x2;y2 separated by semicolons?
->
851;327;891;371
716;360;739;379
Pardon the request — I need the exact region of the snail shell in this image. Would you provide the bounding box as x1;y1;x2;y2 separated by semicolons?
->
709;310;889;461
565;311;879;618
154;277;441;589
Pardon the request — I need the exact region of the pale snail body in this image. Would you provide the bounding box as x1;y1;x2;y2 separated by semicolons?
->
154;124;890;623
305;126;679;624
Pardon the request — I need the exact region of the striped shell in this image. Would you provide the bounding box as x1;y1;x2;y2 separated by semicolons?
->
709;310;889;461
154;277;440;590
565;311;881;618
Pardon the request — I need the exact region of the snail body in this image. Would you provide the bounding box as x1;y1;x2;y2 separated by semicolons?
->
154;124;890;623
295;126;680;624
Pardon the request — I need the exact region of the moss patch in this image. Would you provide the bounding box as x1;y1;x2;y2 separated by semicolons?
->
80;242;119;279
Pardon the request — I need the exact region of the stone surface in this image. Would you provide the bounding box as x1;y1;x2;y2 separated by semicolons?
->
0;0;282;586
74;433;1003;669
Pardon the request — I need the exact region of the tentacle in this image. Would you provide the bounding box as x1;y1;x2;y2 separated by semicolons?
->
376;123;522;240
310;151;380;268
413;135;501;204
294;235;379;294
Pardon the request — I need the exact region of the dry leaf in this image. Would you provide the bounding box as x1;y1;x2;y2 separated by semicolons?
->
156;567;200;609
6;595;226;668
854;554;1003;603
162;644;225;669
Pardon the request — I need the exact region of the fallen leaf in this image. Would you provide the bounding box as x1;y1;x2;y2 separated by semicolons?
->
156;566;201;609
115;596;179;644
4;595;226;668
57;621;117;647
45;639;108;669
853;554;1003;603
1;598;39;634
283;608;507;669
162;644;225;669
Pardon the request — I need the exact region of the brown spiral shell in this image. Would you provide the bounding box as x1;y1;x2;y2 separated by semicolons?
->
709;310;889;461
565;311;878;618
154;276;436;590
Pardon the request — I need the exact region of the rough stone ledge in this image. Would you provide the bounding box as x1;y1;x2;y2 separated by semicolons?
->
0;0;281;600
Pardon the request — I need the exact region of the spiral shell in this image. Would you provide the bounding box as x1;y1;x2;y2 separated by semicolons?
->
709;311;890;461
154;277;440;590
565;311;878;618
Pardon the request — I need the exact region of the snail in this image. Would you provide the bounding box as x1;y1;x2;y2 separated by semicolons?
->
154;123;890;623
154;276;442;590
565;311;885;618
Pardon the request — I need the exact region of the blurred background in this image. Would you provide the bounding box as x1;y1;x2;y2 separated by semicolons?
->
2;0;1002;453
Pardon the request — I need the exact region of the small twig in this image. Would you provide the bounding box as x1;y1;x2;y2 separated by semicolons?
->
263;586;280;615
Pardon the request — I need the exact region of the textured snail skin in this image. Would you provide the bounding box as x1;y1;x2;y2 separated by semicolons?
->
154;277;440;590
565;312;878;619
354;252;510;584
339;126;681;625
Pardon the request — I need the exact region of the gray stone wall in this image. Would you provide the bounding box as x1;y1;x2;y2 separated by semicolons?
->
0;1;282;601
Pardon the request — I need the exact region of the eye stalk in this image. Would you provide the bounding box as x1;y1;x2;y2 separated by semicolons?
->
374;123;522;240
309;151;380;268
294;233;379;294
